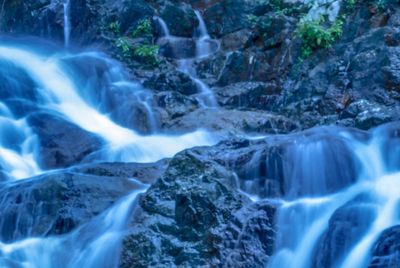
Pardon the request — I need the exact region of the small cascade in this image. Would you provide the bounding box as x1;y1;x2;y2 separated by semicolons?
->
154;16;170;37
194;10;213;58
63;0;71;48
0;43;217;180
155;12;219;108
0;183;148;268
258;123;400;268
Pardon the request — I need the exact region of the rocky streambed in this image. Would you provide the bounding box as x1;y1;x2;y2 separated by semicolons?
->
0;0;400;267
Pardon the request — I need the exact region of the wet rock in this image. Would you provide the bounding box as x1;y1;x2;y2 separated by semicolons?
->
143;67;198;95
164;108;299;135
119;150;277;267
203;0;251;37
154;91;199;119
27;112;103;169
215;81;280;109
221;28;252;51
0;171;142;242
313;201;378;268
342;100;398;130
369;225;400;268
160;3;197;38
71;159;170;185
113;0;154;33
216;51;272;86
158;37;197;59
224;199;277;267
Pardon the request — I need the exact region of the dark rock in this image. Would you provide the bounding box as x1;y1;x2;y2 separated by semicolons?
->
215;81;280;109
143;66;198;95
164;108;299;135
27;112;103;169
158;37;197;59
313;201;378;268
216;51;272;86
160;3;197;38
118;0;154;28
154;91;199;119
71;159;170;185
342;100;398;130
221;28;252;51
369;225;400;268
0;171;142;242
204;0;251;37
119;149;277;267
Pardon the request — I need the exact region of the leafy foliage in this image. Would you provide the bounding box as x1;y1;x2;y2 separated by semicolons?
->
345;0;357;9
109;21;121;35
115;37;131;57
297;17;343;58
134;44;159;66
132;19;152;38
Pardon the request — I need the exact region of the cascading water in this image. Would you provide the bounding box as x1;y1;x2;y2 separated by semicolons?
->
242;123;400;268
156;13;219;107
63;0;71;48
0;42;217;180
0;179;149;268
0;38;218;267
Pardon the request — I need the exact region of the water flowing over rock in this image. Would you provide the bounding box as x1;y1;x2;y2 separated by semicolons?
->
0;0;400;267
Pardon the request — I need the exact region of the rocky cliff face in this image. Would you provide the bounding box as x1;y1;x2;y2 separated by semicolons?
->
1;0;400;267
4;0;400;134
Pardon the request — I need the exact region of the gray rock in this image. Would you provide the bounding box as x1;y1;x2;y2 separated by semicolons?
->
369;225;400;268
0;171;142;242
119;149;277;267
27;112;103;169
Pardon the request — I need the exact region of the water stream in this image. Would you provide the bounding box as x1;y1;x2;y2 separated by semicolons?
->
156;11;219;107
0;43;217;180
0;180;149;268
262;124;400;268
63;0;71;48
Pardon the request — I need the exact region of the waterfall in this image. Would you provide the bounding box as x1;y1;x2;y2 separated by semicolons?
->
155;11;218;108
0;183;148;268
63;0;71;48
261;123;400;268
0;43;217;180
155;16;170;37
194;10;213;58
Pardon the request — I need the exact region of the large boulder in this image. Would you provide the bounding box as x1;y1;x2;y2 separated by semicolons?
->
164;108;299;135
369;225;400;267
27;112;103;169
313;200;378;268
0;171;142;242
160;3;197;38
71;159;170;185
119;149;277;267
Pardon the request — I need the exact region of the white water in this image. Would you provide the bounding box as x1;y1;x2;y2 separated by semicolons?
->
0;182;148;268
194;10;213;58
63;0;71;48
0;44;217;180
154;16;170;37
267;126;400;268
156;13;218;108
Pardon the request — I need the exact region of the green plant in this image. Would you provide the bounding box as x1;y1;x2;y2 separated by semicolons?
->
134;44;159;65
345;0;357;9
132;19;152;38
109;21;121;35
297;17;343;58
247;14;259;27
115;37;131;57
375;0;387;10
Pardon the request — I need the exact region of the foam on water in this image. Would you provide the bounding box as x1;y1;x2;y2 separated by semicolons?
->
0;183;148;268
0;44;217;179
267;124;400;268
